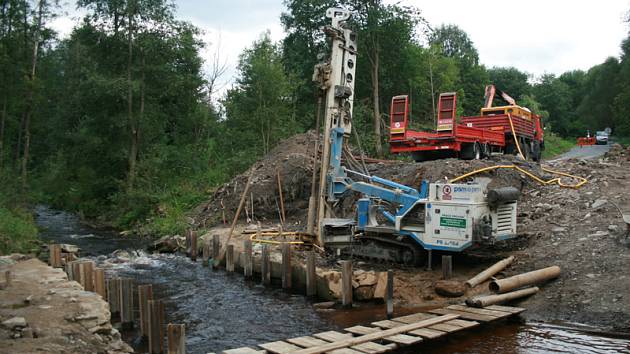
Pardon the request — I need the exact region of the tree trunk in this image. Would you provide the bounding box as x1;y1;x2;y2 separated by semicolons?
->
0;97;6;169
126;6;136;192
371;40;383;158
20;0;44;190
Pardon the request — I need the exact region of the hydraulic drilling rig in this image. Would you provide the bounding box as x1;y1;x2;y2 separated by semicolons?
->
309;8;520;264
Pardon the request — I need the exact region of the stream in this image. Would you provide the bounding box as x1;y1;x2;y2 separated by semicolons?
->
35;206;630;353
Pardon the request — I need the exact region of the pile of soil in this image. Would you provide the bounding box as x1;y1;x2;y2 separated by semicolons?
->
195;131;318;228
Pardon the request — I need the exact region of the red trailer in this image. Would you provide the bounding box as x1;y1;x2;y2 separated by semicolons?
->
389;90;544;162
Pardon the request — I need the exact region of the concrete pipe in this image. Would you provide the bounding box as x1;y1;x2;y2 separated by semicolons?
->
465;256;515;288
489;266;560;293
466;286;539;308
487;187;520;204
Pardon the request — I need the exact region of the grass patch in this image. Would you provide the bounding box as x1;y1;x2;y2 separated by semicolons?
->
543;133;575;159
0;206;39;255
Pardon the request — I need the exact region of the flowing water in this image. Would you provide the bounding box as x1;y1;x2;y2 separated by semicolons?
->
35;206;630;353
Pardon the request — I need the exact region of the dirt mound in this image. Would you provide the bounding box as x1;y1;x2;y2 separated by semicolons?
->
195;132;539;228
603;143;630;163
195;131;317;227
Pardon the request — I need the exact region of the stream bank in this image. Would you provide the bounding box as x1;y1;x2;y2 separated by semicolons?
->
13;206;630;353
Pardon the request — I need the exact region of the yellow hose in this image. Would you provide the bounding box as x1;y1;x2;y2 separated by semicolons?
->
449;164;588;189
507;114;525;159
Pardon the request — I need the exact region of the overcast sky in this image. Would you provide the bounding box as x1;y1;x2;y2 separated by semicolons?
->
51;0;630;87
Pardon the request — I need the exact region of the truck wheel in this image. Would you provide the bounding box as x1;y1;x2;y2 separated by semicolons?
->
521;140;531;159
460;143;474;160
483;143;490;158
474;143;481;160
532;141;541;162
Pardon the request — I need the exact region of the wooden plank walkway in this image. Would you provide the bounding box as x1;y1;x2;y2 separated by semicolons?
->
221;304;525;354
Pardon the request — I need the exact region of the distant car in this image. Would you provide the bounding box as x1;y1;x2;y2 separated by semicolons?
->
595;131;609;145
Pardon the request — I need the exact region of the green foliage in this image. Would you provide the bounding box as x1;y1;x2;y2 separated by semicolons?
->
488;67;531;100
542;132;575;159
0;172;39;255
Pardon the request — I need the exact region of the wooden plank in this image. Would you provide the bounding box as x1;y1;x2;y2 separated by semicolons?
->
428;323;465;333
485;305;526;314
292;315;458;354
344;326;380;335
222;348;265;354
390;312;436;324
259;340;302;353
447;304;513;318
313;331;353;342
446;319;479;329
306;251;316;297
329;349;363;354
429;308;496;322
371;320;404;329
381;334;421;345
351;342;396;354
287;336;329;348
282;243;291;289
407;327;446;339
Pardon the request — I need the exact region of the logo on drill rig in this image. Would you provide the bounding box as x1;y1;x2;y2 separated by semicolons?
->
442;185;452;200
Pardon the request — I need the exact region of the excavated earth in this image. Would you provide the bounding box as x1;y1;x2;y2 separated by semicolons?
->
193;132;630;332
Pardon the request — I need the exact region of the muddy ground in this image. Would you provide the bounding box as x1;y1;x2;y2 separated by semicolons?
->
192;133;630;332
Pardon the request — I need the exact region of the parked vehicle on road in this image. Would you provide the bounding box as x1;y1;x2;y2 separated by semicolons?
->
595;131;609;145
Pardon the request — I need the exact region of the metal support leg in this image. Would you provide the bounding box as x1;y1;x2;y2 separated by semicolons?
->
426;249;432;271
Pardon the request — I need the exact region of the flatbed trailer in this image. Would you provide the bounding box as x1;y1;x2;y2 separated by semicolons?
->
389;92;544;162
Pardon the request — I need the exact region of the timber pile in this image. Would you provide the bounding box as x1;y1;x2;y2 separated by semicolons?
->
220;304;525;354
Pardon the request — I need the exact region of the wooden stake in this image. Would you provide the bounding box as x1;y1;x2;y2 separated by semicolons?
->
282;243;292;289
107;277;120;316
94;268;106;297
212;234;220;261
214;168;255;267
119;278;134;327
226;244;235;273
49;244;62;268
341;260;352;307
243;239;253;278
442;255;452;280
306;251;317;297
138;284;153;337
167;324;186;354
148;299;165;354
261;244;271;285
277;169;286;225
190;230;197;262
4;270;10;288
202;242;210;267
386;270;393;319
81;261;95;292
